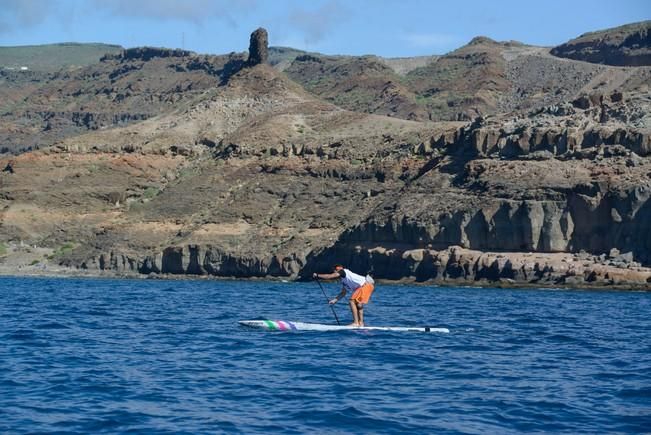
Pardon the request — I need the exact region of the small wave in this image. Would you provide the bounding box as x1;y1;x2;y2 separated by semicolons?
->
546;334;586;344
503;337;536;345
34;322;70;330
617;386;651;398
290;406;420;432
0;379;25;387
82;309;112;316
591;371;638;381
4;329;38;340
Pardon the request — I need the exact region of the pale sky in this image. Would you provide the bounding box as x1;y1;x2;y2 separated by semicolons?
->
0;0;648;57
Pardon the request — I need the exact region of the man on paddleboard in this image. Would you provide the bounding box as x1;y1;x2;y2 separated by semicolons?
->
313;265;375;327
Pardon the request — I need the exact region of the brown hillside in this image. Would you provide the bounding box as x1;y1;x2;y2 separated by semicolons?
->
405;36;511;120
2;26;651;287
284;54;428;120
551;20;651;66
0;47;247;154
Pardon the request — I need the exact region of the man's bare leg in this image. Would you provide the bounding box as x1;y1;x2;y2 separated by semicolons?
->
349;299;360;326
357;303;364;327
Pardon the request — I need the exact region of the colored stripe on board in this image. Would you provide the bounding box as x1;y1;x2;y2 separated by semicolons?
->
277;321;288;331
287;321;297;330
263;320;277;330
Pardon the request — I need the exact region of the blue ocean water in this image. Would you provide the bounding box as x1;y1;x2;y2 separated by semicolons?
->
0;276;650;434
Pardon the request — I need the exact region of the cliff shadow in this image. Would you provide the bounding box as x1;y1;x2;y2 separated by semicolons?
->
219;58;247;85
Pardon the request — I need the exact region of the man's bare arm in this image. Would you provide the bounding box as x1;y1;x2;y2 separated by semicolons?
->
329;288;347;304
313;272;340;280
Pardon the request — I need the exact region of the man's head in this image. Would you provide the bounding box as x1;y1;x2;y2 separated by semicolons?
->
333;264;344;272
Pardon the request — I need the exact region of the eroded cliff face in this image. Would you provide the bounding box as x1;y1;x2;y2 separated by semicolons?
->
413;91;651;160
551;20;651;66
81;245;303;277
49;91;651;287
3;85;650;287
305;245;651;286
2;27;651;287
72;244;651;288
335;187;651;265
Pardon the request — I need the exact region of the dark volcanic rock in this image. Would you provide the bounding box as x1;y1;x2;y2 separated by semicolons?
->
83;243;651;288
248;28;269;66
457;92;651;158
102;47;194;62
301;245;651;287
551;21;651;66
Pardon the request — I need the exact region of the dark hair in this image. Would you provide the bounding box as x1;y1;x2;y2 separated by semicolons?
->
333;264;344;270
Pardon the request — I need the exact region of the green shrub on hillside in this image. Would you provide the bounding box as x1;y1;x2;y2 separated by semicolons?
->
143;187;160;200
48;242;75;259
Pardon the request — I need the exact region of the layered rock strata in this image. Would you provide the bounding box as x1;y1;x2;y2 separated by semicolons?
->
2;25;651;289
551;20;651;66
67;245;651;288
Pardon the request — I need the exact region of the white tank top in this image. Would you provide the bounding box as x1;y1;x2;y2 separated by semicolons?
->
340;268;367;291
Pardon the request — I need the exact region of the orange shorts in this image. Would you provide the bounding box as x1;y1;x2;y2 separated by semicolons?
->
351;282;374;304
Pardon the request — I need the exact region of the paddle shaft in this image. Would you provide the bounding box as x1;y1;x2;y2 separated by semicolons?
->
315;278;341;325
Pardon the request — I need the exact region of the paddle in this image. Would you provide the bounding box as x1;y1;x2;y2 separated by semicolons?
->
315;277;341;325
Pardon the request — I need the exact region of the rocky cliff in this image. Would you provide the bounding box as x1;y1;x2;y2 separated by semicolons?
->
551;20;651;66
1;25;651;288
0;47;247;154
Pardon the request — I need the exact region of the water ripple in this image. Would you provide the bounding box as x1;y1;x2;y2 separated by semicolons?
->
1;277;650;433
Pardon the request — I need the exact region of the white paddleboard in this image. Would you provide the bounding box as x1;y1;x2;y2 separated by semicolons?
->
239;320;449;333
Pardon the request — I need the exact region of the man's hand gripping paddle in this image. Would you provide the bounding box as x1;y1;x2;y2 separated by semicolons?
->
314;276;341;325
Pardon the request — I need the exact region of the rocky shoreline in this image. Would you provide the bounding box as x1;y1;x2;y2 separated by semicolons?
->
1;269;649;292
2;242;649;290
